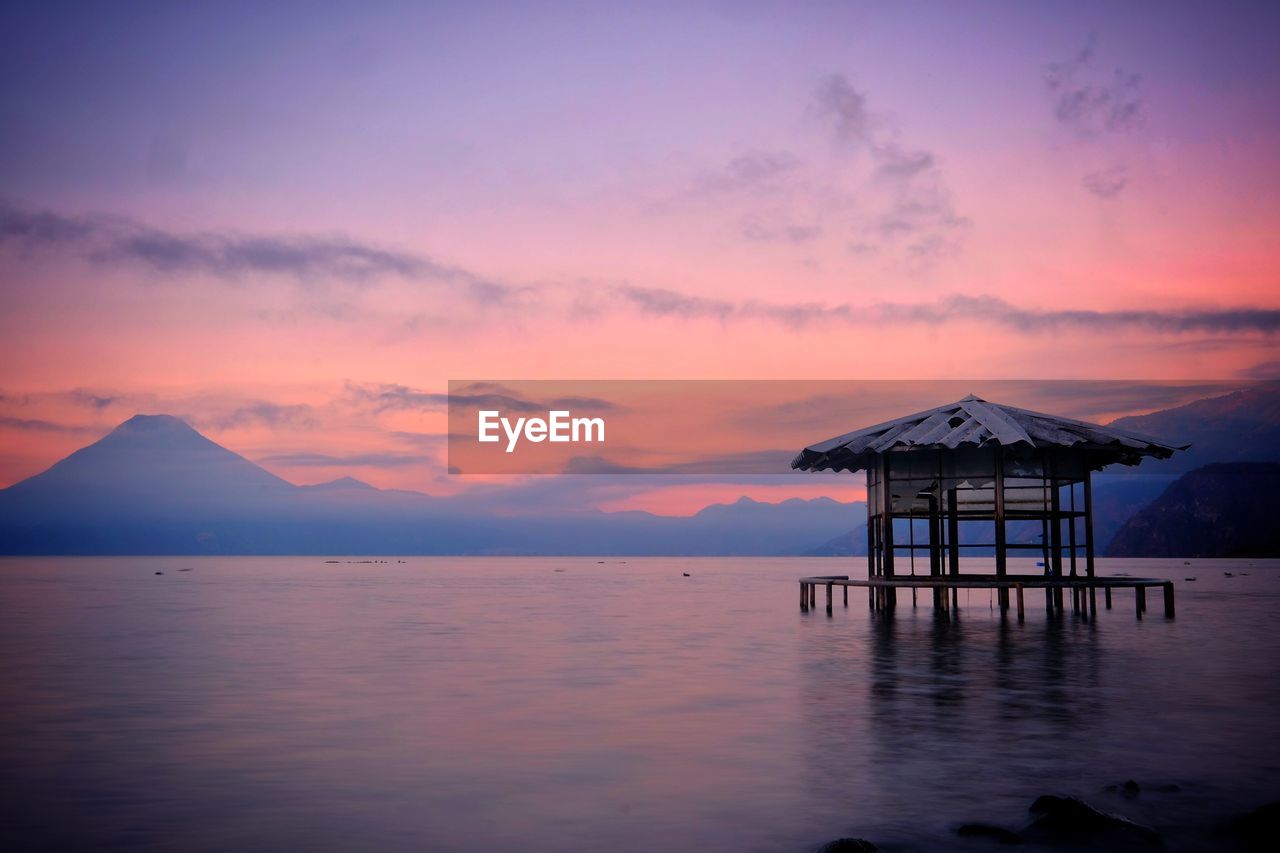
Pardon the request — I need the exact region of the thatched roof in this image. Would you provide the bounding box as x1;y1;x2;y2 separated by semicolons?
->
792;395;1186;473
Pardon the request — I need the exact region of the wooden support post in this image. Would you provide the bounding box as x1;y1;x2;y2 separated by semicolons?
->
952;587;959;612
881;455;895;581
1163;582;1175;618
826;583;833;615
866;469;877;581
1054;587;1064;611
993;447;1007;612
1105;586;1112;609
843;585;848;607
810;583;817;608
929;491;941;577
947;487;960;576
1136;585;1146;618
1083;471;1096;579
1016;584;1025;623
1049;455;1063;579
1089;586;1097;616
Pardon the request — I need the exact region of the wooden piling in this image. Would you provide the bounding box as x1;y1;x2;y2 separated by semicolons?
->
1163;582;1175;618
826;583;833;615
1105;586;1112;609
843;585;848;607
1015;584;1025;623
1136;585;1146;618
800;583;807;611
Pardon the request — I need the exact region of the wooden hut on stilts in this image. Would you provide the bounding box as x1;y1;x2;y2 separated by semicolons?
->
792;395;1186;621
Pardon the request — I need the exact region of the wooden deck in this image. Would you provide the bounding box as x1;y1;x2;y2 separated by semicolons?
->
798;574;1175;621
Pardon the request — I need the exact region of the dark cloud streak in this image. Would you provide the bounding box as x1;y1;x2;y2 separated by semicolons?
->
611;287;1280;336
0;202;517;300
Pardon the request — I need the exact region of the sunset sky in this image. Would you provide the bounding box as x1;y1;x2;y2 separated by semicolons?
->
1;1;1277;510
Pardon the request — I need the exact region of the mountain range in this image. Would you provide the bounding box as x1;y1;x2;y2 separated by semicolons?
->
1;383;1276;556
0;415;861;555
1109;462;1280;557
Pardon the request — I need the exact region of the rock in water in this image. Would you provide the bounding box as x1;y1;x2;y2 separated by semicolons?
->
956;823;1023;844
1227;801;1280;850
818;839;879;853
1026;795;1163;849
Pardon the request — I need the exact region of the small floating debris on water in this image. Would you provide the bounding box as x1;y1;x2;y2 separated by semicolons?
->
1184;560;1191;565
597;561;605;564
553;568;566;573
154;571;164;575
1225;572;1234;577
683;572;691;577
178;568;193;572
1185;577;1196;581
324;560;339;563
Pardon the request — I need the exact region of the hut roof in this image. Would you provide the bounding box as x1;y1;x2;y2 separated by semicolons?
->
791;395;1187;473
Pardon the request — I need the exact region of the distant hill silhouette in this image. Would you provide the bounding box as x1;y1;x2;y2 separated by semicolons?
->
1109;383;1280;473
1108;463;1280;557
0;416;860;555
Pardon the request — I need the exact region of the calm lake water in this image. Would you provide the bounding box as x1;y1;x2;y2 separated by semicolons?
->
1;557;1278;852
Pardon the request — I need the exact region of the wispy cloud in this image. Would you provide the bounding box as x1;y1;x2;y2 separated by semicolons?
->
0;415;98;434
345;382;448;413
0;202;519;301
1082;165;1129;199
1045;34;1144;137
812;75;872;145
203;402;318;431
1044;36;1143;200
259;451;429;468
812;74;968;267
691;151;801;195
739;218;822;244
346;381;617;414
609;287;1280;335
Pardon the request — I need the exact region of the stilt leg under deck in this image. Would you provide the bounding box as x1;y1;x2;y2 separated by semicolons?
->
801;577;1171;624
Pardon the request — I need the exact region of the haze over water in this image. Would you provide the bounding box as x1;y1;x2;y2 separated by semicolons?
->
2;556;1277;852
